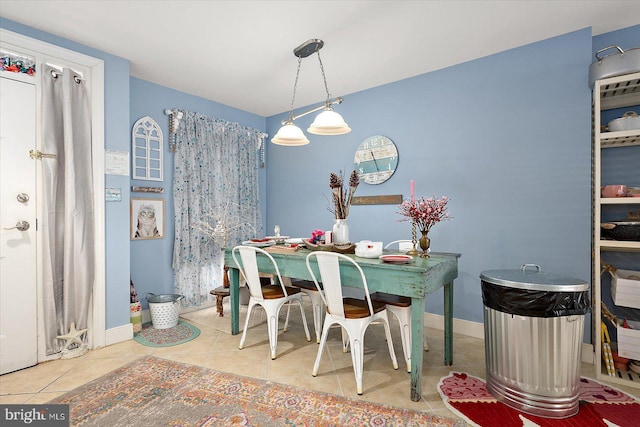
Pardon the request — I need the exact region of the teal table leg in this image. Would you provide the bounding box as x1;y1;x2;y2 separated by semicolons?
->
444;281;453;365
229;267;240;335
410;297;424;401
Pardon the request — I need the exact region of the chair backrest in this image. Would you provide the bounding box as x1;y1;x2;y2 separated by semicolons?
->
306;252;373;319
232;246;286;301
384;239;413;251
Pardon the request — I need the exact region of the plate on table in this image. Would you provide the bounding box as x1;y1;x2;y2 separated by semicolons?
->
242;239;276;248
285;237;304;244
265;235;290;241
379;254;413;264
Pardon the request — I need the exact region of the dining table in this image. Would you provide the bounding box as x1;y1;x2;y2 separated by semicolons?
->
223;247;459;401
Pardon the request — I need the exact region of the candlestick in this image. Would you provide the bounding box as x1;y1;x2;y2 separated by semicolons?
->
410;180;415;202
407;220;419;255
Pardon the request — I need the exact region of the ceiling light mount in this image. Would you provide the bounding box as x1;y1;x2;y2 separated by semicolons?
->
293;39;324;58
271;38;351;146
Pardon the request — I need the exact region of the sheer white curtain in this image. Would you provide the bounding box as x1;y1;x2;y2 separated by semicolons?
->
41;66;94;354
173;110;263;306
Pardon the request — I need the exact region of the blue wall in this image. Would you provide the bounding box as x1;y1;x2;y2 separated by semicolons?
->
266;28;593;329
129;78;266;308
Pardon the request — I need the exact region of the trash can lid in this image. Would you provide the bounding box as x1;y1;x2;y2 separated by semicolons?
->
480;264;588;292
146;293;184;304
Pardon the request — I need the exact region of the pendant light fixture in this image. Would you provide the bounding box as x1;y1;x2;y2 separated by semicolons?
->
271;39;351;146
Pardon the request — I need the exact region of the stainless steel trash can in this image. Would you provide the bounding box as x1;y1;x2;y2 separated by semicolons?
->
480;264;589;419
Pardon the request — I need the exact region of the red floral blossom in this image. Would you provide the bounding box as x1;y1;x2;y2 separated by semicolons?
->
398;196;452;232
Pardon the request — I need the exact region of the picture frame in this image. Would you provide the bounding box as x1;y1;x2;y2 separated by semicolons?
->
130;198;164;240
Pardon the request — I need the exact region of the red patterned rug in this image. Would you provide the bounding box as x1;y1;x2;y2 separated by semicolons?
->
438;371;640;426
50;356;465;426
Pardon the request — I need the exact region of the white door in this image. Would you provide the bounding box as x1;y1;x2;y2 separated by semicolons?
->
0;74;38;375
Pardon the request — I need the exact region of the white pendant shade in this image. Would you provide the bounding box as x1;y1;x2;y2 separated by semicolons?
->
271;122;310;146
308;108;351;135
273;39;350;145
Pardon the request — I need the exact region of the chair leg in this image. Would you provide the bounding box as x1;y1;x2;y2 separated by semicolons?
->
341;327;349;353
312;302;321;343
311;295;323;344
389;307;412;373
312;320;333;377
295;298;312;342
239;300;256;350
298;289;323;344
380;313;399;371
283;302;292;332
348;331;365;395
400;322;412;372
215;294;225;317
267;310;279;360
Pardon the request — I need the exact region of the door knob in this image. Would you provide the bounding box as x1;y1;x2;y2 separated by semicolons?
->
16;193;30;203
4;221;30;231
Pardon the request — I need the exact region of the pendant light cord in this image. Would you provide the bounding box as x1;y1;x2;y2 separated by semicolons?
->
316;49;333;107
287;55;303;123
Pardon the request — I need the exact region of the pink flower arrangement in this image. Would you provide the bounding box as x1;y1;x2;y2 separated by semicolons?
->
398;195;452;232
309;229;325;244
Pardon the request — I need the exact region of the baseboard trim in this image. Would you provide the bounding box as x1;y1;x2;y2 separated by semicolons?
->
582;343;594;364
105;322;133;346
424;312;485;340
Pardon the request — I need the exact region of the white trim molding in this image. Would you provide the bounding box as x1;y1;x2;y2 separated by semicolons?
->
424;312;485;340
106;323;133;347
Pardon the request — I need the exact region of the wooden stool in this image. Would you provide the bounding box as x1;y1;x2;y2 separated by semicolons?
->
210;266;230;317
210;267;271;317
210;286;230;317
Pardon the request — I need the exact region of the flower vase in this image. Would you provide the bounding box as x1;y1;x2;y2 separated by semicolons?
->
333;219;349;244
419;230;430;258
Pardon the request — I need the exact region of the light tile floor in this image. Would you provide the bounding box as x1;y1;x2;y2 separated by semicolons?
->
1;303;639;423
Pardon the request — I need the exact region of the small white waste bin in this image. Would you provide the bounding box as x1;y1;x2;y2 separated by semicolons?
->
146;293;184;329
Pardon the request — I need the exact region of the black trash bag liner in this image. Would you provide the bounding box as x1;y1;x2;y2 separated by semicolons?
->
481;281;590;318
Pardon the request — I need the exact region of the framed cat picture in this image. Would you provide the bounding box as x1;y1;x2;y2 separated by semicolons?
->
130;198;164;240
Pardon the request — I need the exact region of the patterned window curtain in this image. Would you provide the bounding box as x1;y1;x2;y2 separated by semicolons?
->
173;110;264;306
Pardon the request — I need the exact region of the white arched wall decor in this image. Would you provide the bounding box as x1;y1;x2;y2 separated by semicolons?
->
132;116;163;181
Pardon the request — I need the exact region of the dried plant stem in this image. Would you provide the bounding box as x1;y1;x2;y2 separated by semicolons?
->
344;187;356;218
328;170;359;219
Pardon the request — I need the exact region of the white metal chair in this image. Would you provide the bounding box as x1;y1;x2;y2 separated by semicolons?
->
371;239;429;373
232;246;311;359
384;239;414;252
306;251;398;395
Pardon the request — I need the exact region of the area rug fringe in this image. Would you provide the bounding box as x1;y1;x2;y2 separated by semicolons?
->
51;356;465;427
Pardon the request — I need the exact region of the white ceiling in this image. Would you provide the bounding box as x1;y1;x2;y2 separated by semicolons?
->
1;1;639;117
